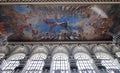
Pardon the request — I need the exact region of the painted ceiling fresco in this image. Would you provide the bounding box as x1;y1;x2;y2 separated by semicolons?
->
0;5;120;41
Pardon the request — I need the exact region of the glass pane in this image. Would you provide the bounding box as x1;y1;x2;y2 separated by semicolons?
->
24;54;46;73
51;54;69;73
75;54;96;73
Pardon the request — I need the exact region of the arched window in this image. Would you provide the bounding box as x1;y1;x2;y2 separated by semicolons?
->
50;53;70;73
74;53;96;73
23;53;47;73
95;52;120;73
1;53;25;73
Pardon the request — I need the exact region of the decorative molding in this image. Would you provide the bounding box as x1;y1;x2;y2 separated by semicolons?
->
7;41;117;45
0;2;120;5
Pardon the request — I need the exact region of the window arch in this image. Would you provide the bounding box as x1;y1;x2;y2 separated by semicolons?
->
95;52;120;73
95;52;113;60
1;53;25;73
74;53;96;73
23;53;47;73
50;53;70;73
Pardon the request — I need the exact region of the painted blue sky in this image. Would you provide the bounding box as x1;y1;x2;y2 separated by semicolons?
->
0;5;115;41
37;15;79;33
15;5;80;33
